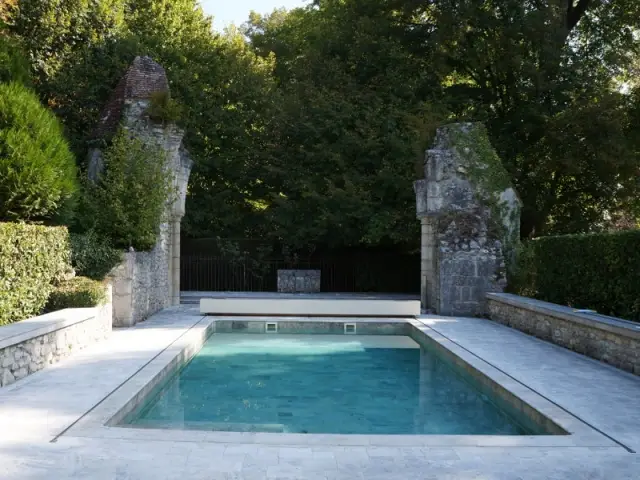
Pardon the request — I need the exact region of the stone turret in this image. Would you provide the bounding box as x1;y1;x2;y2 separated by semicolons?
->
88;56;193;327
414;123;520;316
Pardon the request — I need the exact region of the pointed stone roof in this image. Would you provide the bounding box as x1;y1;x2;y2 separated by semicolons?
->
91;56;170;140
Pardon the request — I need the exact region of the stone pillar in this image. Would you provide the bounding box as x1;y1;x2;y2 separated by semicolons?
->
169;148;192;306
420;217;438;312
171;218;181;306
414;123;521;317
88;56;193;326
110;251;135;328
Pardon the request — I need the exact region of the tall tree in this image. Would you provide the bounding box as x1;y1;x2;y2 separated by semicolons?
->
243;1;447;249
393;0;640;236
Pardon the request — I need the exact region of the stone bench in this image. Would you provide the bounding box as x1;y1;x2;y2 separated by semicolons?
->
487;292;640;375
0;289;112;387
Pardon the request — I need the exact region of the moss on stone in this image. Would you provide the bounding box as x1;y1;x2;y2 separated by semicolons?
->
444;122;512;200
441;122;520;272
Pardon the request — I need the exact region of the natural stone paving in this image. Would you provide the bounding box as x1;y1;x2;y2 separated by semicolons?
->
0;307;638;479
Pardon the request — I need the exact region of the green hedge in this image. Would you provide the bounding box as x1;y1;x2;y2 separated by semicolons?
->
511;230;640;321
69;230;122;280
0;223;71;325
45;276;107;311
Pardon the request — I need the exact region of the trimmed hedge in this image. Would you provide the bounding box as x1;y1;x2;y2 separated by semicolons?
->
0;223;71;325
511;230;640;321
45;276;107;311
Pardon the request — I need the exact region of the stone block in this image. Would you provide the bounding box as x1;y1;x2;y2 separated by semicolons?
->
1;354;12;368
1;369;14;387
277;270;321;293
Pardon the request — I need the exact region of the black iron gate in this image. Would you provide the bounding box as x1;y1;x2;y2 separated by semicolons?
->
180;253;419;293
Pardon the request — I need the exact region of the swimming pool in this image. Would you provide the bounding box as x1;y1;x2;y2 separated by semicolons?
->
122;333;558;435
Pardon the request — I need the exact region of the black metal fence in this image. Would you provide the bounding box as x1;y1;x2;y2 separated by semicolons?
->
181;253;420;293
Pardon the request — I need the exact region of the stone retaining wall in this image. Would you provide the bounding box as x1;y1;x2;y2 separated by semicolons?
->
487;293;640;375
0;287;112;387
277;270;321;293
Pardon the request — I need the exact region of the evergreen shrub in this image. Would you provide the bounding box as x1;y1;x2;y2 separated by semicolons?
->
0;82;77;221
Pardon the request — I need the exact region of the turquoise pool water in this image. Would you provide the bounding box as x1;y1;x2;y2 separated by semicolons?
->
124;334;543;435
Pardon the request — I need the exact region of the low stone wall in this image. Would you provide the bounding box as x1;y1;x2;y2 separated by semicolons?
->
277;269;321;293
109;229;170;327
0;286;112;387
487;293;640;375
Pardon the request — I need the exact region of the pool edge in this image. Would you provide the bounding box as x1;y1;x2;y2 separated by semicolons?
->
60;317;621;448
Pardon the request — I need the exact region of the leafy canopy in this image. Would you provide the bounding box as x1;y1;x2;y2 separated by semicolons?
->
4;0;640;250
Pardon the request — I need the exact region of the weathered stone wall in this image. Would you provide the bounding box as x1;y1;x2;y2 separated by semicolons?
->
277;270;321;293
89;56;192;327
414;123;520;316
0;286;112;387
110;225;170;327
487;293;640;376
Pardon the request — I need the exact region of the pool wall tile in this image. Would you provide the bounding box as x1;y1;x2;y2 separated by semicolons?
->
213;320;408;336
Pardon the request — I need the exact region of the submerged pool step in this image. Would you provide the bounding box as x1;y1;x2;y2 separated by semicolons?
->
200;297;420;317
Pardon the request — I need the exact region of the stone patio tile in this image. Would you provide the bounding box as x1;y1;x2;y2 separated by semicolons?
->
0;307;640;478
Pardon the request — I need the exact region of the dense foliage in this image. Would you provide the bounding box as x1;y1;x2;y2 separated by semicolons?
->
0;0;16;26
512;231;640;321
244;0;640;241
3;0;640;251
69;230;122;280
83;129;172;251
0;82;77;222
0;223;72;325
0;35;30;85
45;276;107;311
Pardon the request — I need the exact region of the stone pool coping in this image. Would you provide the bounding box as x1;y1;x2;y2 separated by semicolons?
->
61;316;620;449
